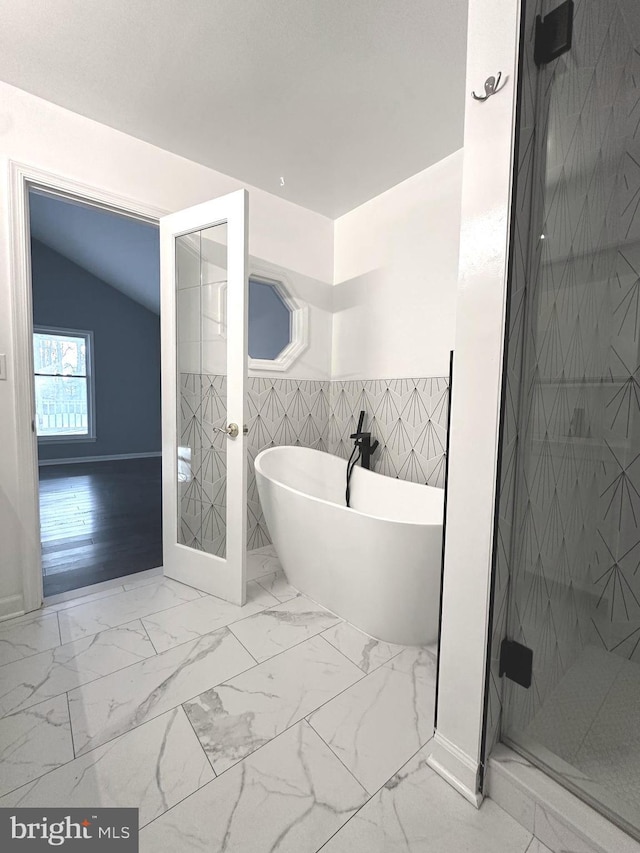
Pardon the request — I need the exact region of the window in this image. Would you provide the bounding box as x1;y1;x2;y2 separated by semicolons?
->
248;277;292;360
33;327;95;440
247;272;308;371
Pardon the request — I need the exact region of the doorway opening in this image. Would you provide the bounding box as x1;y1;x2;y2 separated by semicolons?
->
29;189;162;597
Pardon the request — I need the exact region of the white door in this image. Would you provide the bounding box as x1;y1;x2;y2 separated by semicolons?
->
160;190;248;604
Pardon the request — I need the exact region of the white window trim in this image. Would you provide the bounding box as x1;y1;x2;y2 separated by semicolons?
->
248;270;309;372
33;325;97;443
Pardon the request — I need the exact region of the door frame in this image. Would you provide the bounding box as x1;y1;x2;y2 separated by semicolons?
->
8;160;166;614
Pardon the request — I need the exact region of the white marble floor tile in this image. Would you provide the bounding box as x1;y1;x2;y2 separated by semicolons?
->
0;707;213;829
246;547;282;580
255;570;299;602
322;622;406;673
0;612;60;667
142;582;278;654
321;746;532;853
139;720;368;853
69;627;254;756
229;594;341;661
0;695;73;797
0;621;155;716
183;634;363;773
308;647;437;794
57;579;203;643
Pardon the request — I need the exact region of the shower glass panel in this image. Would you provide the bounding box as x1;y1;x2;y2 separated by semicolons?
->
501;0;640;838
176;223;228;558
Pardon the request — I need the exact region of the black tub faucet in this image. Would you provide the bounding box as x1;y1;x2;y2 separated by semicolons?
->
350;410;379;470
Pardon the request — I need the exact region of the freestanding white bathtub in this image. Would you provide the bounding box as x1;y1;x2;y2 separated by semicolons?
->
255;446;444;646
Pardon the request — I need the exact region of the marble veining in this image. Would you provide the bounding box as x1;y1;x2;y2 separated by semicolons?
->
321;745;532;853
307;647;437;793
246;545;282;580
142;582;278;654
68;627;255;755
0;620;155;716
0;695;73;797
229;594;341;661
254;570;299;603
139;721;368;852
183;635;363;773
0;568;563;853
321;622;405;673
0;612;61;667
57;578;203;644
0;707;214;828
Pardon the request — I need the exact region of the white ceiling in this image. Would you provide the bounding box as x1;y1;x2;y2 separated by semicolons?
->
30;191;160;314
0;0;468;218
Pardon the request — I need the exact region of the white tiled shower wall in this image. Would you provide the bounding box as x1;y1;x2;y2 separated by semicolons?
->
179;375;449;552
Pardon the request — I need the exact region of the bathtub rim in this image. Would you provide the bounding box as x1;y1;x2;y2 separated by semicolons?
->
255;445;443;529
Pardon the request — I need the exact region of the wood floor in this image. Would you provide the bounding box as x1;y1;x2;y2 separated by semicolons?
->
39;457;163;597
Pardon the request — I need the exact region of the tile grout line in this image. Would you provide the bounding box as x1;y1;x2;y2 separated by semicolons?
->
55;584;206;645
138;713;372;837
314;736;437;853
179;703;217;779
304;717;373;797
0;694;82;802
0;704;188;805
224;629;259;665
64;630;262;760
0;616;157;717
43;581;132;613
65;692;77;760
140;621;159;657
319;628;408;675
7;603;412;790
65;632;367;781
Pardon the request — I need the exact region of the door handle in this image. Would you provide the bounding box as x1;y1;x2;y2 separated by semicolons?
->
213;423;249;439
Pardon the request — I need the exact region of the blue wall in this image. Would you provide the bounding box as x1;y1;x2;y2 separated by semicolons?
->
32;240;161;461
248;278;291;359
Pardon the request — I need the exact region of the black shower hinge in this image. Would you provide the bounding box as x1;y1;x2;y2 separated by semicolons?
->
499;639;533;688
534;0;574;66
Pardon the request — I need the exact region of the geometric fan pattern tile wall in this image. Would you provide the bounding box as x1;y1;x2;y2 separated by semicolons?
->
491;0;640;747
179;375;449;553
328;378;449;486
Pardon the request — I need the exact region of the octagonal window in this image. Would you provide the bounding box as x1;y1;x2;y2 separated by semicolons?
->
247;272;308;371
248;276;291;360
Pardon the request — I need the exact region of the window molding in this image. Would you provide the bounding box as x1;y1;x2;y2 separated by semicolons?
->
33;325;96;442
248;269;309;372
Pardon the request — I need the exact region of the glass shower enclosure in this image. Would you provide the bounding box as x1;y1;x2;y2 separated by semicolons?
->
496;0;640;839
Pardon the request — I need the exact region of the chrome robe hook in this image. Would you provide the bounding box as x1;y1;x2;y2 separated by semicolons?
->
472;72;503;101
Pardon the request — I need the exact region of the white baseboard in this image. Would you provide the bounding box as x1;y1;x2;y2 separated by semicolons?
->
38;451;162;466
427;731;483;807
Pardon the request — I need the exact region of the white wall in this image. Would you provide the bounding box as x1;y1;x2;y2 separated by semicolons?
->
332;149;464;379
0;80;333;617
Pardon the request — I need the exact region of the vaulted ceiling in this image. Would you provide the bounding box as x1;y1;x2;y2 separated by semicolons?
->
29;191;160;314
0;0;468;218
